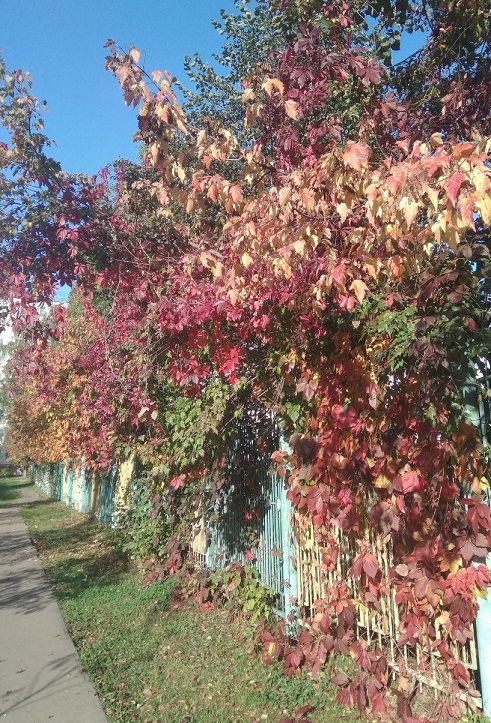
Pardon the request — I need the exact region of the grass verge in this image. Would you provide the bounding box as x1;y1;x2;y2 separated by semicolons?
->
0;474;31;505
20;495;355;723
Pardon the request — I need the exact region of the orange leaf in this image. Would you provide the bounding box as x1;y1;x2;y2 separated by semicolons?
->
343;141;370;171
350;279;369;303
452;142;475;160
262;77;284;96
278;187;291;206
229;185;242;204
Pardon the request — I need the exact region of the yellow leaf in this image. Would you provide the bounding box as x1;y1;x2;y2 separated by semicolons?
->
261;78;284;96
129;47;141;64
293;239;306;255
211;261;223;278
429;132;443;148
241;252;253;268
174;163;186;182
278;187;291;206
284;100;299;120
282;260;292;279
476;194;491;226
241;88;256;103
436;610;450;625
336;202;349;223
374;475;391;489
445;226;460;251
350;279;369;304
196;129;208;147
175;116;188;135
155;104;169;124
364;258;382;281
149;143;159;165
403;200;419;226
449;556;462;574
186;196;196;214
473;167;491;195
423;183;439;211
199;251;214;268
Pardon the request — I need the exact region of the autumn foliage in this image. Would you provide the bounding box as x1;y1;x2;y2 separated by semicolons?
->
3;0;491;719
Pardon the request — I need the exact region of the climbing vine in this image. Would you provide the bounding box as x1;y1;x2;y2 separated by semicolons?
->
2;1;491;719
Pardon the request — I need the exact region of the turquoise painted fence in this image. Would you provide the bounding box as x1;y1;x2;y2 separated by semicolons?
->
79;463;91;514
30;460;117;524
32;462;63;499
99;465;116;526
466;363;491;716
205;409;297;621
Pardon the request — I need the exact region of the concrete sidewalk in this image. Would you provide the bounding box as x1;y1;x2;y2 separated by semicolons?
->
0;483;107;721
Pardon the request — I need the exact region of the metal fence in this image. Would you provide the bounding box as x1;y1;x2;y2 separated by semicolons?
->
31;460;118;524
202;408;297;621
294;514;479;703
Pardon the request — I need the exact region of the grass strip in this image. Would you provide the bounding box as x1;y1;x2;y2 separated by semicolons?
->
0;474;31;505
19;495;353;723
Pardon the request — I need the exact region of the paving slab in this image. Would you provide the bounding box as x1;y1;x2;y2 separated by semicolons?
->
0;483;107;721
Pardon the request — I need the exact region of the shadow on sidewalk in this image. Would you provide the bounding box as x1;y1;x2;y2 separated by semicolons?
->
0;653;99;718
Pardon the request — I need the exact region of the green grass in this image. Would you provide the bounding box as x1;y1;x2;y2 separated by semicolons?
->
20;497;355;723
0;474;32;505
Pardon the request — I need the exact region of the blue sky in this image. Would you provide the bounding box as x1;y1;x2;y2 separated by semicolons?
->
1;0;237;175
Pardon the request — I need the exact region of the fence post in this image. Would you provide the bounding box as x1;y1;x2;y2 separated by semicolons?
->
280;479;297;631
279;435;298;631
462;369;491;717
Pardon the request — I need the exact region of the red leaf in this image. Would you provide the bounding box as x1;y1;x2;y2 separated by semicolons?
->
370;691;388;714
352;555;363;579
396;469;424;494
362;553;380;580
290;648;304;669
331;672;350;686
295;704;314;719
229;185;242;204
446;172;466;207
169;474;186;490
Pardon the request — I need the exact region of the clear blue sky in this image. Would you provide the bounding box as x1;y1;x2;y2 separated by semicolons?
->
1;0;237;175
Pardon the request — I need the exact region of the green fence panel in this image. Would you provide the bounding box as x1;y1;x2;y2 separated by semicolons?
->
32;462;61;499
53;463;63;500
79;461;92;514
64;466;75;507
205;409;297;620
99;464;116;526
